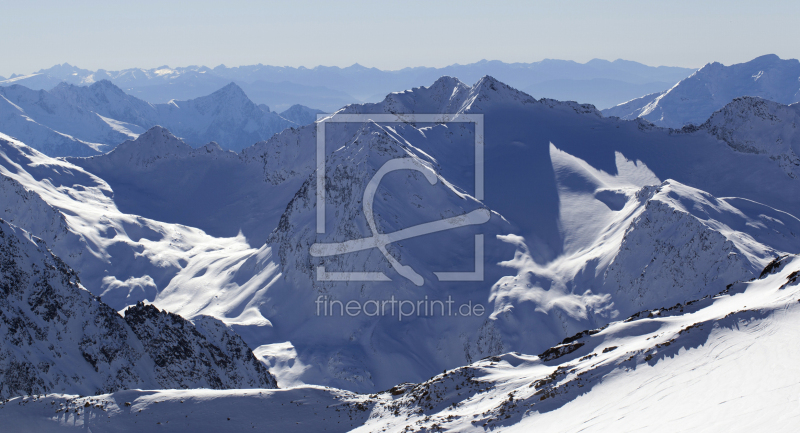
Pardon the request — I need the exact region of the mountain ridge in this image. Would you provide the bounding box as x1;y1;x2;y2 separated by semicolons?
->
2;58;698;110
603;54;800;127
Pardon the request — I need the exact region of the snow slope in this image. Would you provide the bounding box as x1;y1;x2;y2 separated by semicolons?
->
600;90;664;119
606;54;800;128
0;130;278;321
3;254;799;432
0;85;123;156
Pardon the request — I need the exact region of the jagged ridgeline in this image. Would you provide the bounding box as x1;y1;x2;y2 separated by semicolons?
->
0;219;275;399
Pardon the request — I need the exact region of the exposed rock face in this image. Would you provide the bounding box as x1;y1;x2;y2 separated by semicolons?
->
0;219;151;399
124;303;277;390
0;219;276;399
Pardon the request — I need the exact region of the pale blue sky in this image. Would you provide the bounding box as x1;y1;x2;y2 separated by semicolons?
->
3;0;799;76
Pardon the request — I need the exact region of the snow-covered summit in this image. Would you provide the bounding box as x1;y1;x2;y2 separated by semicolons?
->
49;79;158;129
99;125;190;167
604;54;800;128
151;82;294;150
345;75;600;118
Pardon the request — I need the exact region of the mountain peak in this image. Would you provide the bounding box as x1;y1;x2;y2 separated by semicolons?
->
474;74;502;87
209;82;249;100
135;125;187;147
97;126;192;167
89;79;126;94
751;53;782;63
431;75;466;88
698;96;800;178
628;54;800;128
469;75;534;104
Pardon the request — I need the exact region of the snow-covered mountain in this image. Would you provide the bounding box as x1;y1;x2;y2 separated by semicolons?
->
48;80;298;151
600;90;664;119
123;303;277;390
0;79;312;155
2;69;800;430
3;253;798;431
2;59;697;111
691;96;800;179
0;218;276;400
0;85;126;156
603;54;800;128
66;125;303;242
3;73;800;397
279;104;325;126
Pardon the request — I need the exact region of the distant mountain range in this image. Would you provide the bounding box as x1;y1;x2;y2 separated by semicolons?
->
603;54;800;127
1;59;698;111
4;54;800;159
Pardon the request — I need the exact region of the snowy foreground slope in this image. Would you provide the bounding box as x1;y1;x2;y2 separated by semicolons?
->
602;54;800;128
2;254;799;432
2;73;800;399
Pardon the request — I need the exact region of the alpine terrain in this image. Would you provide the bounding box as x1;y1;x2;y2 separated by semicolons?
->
0;70;798;431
